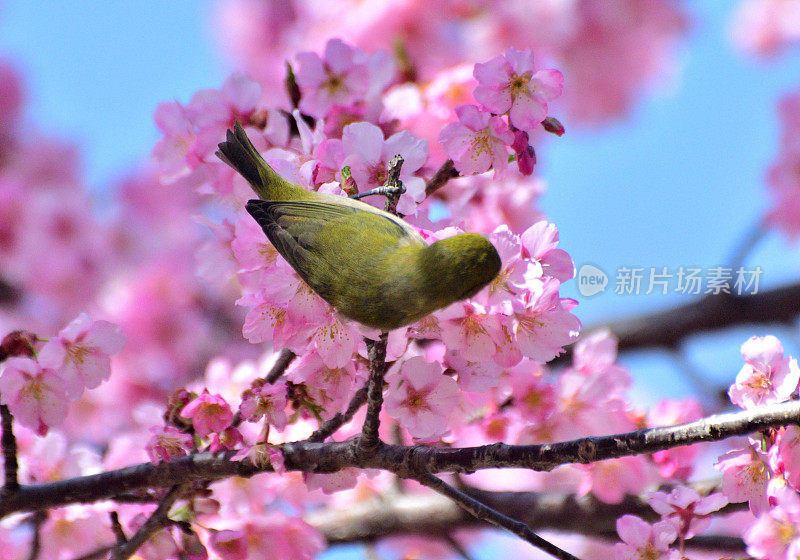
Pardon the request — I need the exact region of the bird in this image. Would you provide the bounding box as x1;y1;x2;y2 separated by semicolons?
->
216;122;501;331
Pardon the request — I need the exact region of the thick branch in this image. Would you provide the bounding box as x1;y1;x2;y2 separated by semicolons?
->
555;281;800;366
1;400;796;517
309;485;744;545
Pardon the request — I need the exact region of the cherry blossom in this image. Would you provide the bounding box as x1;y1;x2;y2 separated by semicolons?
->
384;357;460;440
0;357;68;436
614;515;679;560
729;335;800;409
473;47;564;131
37;313;125;399
439;104;514;176
181;391;234;437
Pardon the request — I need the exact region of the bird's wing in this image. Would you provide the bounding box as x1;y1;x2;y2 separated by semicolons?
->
245;199;414;299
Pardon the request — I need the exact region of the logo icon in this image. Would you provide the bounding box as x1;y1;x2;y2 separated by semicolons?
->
577;264;608;297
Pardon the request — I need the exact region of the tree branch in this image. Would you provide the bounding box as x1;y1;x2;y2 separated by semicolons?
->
109;484;185;560
425;159;459;197
414;473;582;560
308;377;370;443
358;334;389;454
554;281;800;366
0;400;795;518
1;404;19;491
266;348;296;384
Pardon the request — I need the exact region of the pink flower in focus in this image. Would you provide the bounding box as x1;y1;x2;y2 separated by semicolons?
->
181;391;234;437
614;515;679;560
438;302;501;363
648;486;728;540
239;382;288;430
473;47;564;131
729;335;800;409
439;104;514;176
578;455;650;504
520;221;575;283
38;313;125;399
146;426;194;465
0;357;68;436
295;38;370;118
384;357;460;440
513;278;581;363
715;444;771;515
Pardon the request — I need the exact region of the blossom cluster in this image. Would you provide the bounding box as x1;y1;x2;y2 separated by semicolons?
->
0;314;125;435
614;335;800;560
214;0;688;124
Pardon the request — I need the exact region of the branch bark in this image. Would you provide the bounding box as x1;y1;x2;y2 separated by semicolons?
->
1;399;797;518
554;281;800;366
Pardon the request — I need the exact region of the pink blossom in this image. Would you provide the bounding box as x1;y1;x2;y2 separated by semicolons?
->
209;529;248;560
745;505;800;560
304;468;360;494
0;357;68;436
181;391;234;437
519;221;575;283
771;424;800;491
439;104;514;176
146;425;194;465
578;456;650;504
38;313;125;399
731;0;800;57
384;357;460;440
295;38;370;118
715;444;771;515
648;486;728;539
317;121;429;214
438;302;501;363
239;382;288;430
474;47;563;131
286;351;363;420
729;335;800;408
513;278;581;363
614;515;679;560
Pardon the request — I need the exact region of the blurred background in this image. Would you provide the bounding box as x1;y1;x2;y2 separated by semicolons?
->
2;0;800;401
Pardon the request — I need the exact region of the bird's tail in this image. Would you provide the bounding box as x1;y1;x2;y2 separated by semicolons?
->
216;121;294;200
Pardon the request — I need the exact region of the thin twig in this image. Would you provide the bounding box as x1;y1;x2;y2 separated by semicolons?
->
109;485;185;560
109;511;127;545
358;334;389;454
443;533;475;560
25;511;47;560
266;349;296;384
308;378;370;442
728;217;769;271
68;545;115;560
425;159;459;197
1;404;19;491
414;473;581;560
383;155;405;215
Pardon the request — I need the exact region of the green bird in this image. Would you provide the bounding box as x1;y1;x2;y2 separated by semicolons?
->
216;122;501;331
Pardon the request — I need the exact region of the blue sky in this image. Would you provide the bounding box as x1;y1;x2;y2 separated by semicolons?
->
3;1;800;402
